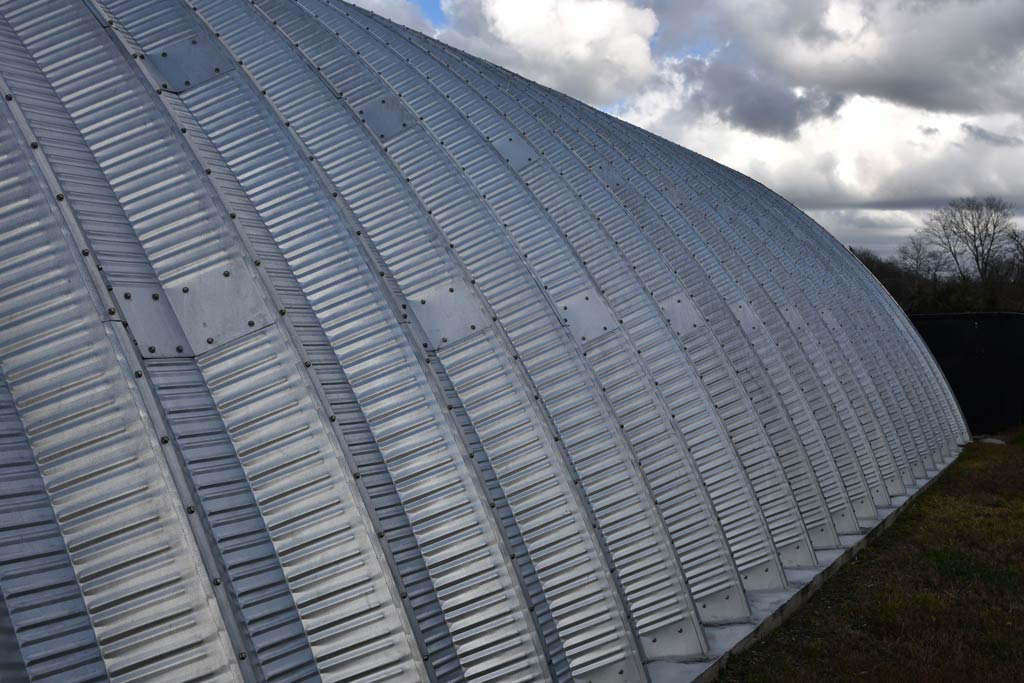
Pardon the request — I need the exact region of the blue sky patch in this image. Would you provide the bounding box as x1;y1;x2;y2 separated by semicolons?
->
411;0;446;26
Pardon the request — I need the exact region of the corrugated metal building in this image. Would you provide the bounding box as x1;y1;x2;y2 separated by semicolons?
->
0;1;967;681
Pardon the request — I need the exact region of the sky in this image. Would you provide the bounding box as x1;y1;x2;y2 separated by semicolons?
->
352;0;1024;255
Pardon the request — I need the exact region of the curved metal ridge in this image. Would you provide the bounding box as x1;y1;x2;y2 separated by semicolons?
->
0;0;966;681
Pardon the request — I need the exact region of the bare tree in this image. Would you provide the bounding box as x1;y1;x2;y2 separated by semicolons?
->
1008;228;1024;278
897;233;948;281
921;196;1016;286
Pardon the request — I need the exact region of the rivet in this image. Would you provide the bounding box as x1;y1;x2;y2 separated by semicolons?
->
206;337;214;344
186;505;195;513
182;286;190;293
279;308;286;315
134;370;142;378
107;307;116;315
148;346;156;353
303;360;311;367
213;577;222;585
4;94;11;101
176;345;184;353
56;193;64;201
160;436;169;444
329;415;336;422
29;141;38;149
238;653;246;661
248;320;255;327
152;293;159;300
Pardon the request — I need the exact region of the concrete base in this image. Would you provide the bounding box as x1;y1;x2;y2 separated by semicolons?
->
649;451;959;683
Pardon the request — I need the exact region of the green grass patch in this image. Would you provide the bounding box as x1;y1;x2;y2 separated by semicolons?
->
717;433;1024;682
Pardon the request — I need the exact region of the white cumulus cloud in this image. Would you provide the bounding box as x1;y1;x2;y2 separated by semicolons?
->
438;0;660;105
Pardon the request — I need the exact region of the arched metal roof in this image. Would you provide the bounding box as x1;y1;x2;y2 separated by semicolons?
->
0;1;967;681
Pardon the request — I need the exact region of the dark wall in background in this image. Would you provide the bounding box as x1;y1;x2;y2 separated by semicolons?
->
911;312;1024;436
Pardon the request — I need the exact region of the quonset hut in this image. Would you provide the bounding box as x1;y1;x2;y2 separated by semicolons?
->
0;1;968;682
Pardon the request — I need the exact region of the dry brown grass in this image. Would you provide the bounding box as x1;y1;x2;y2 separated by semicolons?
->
717;432;1024;683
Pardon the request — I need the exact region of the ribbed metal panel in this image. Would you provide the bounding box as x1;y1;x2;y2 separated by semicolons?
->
0;0;967;681
0;77;241;682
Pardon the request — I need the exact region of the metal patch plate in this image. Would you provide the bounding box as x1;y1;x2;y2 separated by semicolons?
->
492;129;536;171
660;293;704;338
164;262;274;353
150;37;234;93
359;96;416;141
595;164;625;192
731;300;764;335
413;279;489;349
113;286;193;358
558;290;616;342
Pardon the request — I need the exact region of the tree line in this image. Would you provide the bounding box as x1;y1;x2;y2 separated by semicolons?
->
850;196;1023;314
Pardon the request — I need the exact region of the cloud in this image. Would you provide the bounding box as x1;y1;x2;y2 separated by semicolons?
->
807;207;928;253
664;0;1024;115
679;49;846;139
961;123;1023;147
437;0;660;105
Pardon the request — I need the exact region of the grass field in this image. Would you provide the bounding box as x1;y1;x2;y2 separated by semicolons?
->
717;432;1024;682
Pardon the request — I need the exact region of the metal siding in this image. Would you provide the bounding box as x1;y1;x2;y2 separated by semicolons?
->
0;68;241;682
0;0;968;681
